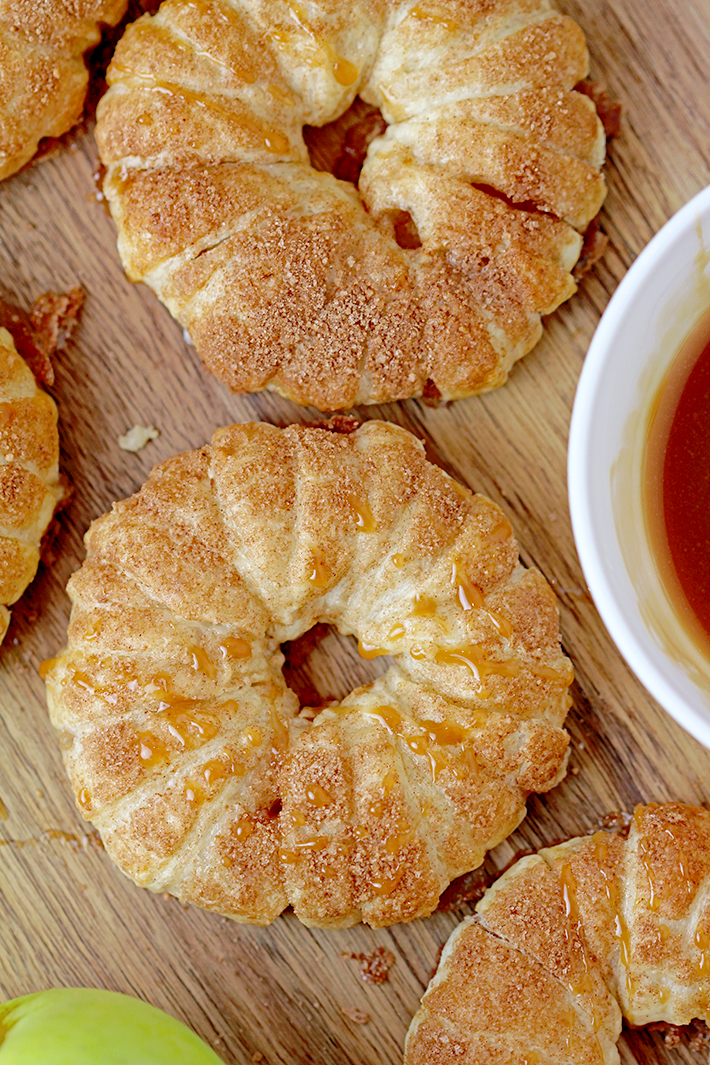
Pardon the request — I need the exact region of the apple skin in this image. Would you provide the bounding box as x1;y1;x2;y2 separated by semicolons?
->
0;989;225;1064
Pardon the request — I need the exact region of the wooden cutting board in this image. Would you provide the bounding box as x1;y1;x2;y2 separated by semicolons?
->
1;1;710;1061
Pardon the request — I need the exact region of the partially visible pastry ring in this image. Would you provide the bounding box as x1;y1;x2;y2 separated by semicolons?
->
0;0;127;181
0;327;65;642
405;802;710;1064
43;420;573;928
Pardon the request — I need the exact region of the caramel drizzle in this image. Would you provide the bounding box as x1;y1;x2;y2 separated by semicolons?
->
265;3;359;86
332;703;469;782
408;5;459;31
108;67;290;154
592;833;635;998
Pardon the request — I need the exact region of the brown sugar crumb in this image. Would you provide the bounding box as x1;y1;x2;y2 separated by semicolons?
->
323;414;361;435
575;79;622;140
251;1053;265;1063
421;378;443;409
342;946;395;984
28;287;84;384
341;1006;370;1025
0;289;84;387
597;809;633;833
573;215;609;281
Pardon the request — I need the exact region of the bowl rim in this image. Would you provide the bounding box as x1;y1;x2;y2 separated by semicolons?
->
568;183;710;750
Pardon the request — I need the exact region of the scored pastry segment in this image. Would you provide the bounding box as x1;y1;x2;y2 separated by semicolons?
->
0;0;128;181
0;327;65;643
405;803;710;1064
43;420;573;927
96;0;608;409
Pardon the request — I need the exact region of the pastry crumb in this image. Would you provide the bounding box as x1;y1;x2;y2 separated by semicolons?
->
341;1006;370;1025
118;425;160;452
342;946;395;984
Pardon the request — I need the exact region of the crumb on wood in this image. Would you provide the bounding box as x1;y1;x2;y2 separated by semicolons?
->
28;287;84;385
341;946;395;984
597;809;633;833
437;867;490;911
421;378;443;408
341;1006;370;1025
323;414;360;434
574;215;609;282
251;1053;265;1063
118;425;160;452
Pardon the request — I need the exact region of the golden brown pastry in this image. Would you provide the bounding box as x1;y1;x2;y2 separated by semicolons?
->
0;327;65;642
0;0;127;181
43;420;572;927
405;802;710;1065
95;0;607;410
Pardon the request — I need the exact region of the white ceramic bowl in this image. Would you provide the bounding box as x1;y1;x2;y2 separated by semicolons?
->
568;184;710;749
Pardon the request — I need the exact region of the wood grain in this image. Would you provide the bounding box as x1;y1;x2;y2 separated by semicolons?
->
1;2;710;1062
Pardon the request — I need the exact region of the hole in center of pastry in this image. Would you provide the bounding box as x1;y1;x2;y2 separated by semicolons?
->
282;623;390;711
303;97;387;186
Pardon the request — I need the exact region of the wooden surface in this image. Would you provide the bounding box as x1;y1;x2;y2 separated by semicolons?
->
1;2;710;1062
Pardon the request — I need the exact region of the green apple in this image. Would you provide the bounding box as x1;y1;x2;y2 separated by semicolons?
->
0;989;224;1064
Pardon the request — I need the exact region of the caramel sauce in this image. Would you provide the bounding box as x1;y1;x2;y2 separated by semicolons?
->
308;551;331;587
39;655;61;680
284;808;307;829
593;833;635;997
84;619;103;641
391;553;405;568
645;309;710;650
369;868;405;896
388;624;405;640
451;559;485;611
350;495;376;532
305;783;333;806
434;645;520;687
560;863;597;1009
635;810;660;911
136;730;170;768
243;726;263;748
385;820;416;854
162;705;219;748
358;639;389;659
481;519;513;545
184;757;244;805
331;56;359;86
270;705;289;761
696;927;710;975
234;817;254;843
109;69;289;153
411;594;448;633
409;5;458;31
187;644;216;678
219;636;252;660
278;833;329;864
78;788;91;810
266;3;359;88
451;559;513;637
